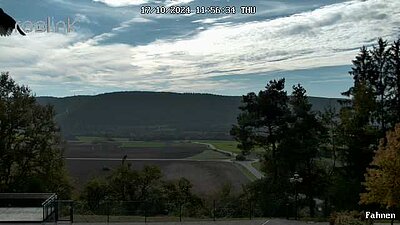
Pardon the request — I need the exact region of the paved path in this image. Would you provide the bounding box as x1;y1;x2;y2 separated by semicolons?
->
235;160;265;179
0;207;42;222
193;142;265;179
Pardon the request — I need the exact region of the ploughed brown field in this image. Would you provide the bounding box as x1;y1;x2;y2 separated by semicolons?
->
64;142;205;159
64;141;250;195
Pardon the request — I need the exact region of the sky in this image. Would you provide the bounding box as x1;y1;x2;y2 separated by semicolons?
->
0;0;399;97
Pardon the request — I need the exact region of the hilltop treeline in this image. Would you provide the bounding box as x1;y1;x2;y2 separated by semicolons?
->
37;92;341;140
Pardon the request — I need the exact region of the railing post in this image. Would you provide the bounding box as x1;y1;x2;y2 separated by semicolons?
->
107;201;110;223
55;200;58;222
213;200;216;221
295;186;298;220
144;201;147;224
70;201;74;223
179;203;182;222
249;201;252;220
43;204;45;222
286;202;289;220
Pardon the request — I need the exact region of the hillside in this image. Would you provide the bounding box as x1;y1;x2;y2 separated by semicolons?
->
37;92;342;140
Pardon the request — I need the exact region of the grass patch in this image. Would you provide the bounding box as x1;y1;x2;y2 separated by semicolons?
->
233;162;257;182
119;141;167;148
112;137;130;142
193;140;242;154
76;136;129;143
75;138;189;148
76;136;108;143
252;161;262;172
75;137;192;148
188;150;230;160
119;141;203;148
192;140;264;155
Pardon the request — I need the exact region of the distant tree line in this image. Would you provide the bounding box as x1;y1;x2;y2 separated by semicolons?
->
36;90;340;141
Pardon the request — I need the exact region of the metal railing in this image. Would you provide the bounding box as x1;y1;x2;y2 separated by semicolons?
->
69;200;258;223
42;193;57;221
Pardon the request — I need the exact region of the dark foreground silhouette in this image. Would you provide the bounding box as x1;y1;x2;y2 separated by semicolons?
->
0;8;25;36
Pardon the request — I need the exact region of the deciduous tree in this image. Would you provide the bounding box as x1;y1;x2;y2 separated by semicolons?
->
0;72;71;197
360;124;400;210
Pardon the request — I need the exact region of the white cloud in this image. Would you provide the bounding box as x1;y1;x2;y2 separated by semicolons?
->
127;0;400;78
1;0;400;96
74;14;92;24
114;17;153;31
86;16;153;44
192;16;231;25
93;0;150;7
165;0;195;7
92;0;194;7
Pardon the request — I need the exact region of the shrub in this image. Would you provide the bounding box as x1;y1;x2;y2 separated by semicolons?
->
236;154;246;161
330;211;371;225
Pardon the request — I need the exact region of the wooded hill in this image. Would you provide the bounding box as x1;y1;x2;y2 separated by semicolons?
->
37;92;342;140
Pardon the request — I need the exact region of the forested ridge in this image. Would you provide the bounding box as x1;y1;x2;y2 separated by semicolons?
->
37;92;342;140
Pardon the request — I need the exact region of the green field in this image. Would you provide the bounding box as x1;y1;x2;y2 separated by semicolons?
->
75;137;190;148
188;150;231;160
251;161;262;173
76;136;130;143
75;137;239;153
233;163;257;182
191;140;265;155
74;137;266;156
119;141;168;148
192;140;242;154
76;136;109;142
